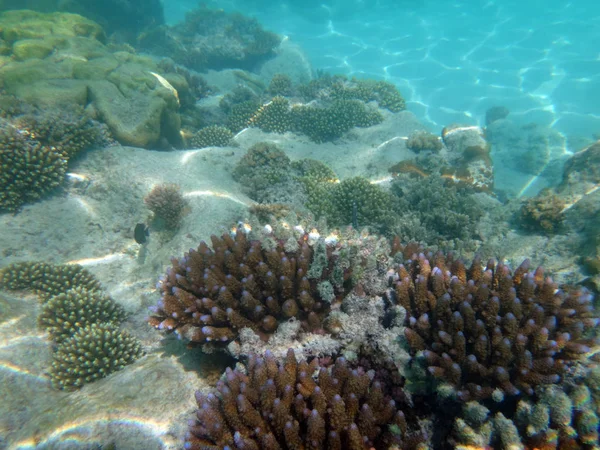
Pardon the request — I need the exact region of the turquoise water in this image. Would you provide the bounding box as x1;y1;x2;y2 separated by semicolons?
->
169;0;600;144
1;1;600;449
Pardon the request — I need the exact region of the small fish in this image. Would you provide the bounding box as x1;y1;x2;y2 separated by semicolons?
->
134;223;150;244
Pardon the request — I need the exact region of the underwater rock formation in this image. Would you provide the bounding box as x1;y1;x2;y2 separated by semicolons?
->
0;0;164;41
186;349;424;449
389;243;598;403
137;5;281;72
0;10;184;148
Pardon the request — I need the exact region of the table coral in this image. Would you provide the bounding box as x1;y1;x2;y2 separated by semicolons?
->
185;349;422;449
389;245;598;403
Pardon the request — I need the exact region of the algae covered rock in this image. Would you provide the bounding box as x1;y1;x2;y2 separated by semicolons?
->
0;10;183;148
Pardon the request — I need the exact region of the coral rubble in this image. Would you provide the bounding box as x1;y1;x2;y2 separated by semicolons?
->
186;349;423;449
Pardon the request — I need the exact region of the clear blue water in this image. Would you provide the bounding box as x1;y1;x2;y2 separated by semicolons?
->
168;0;600;145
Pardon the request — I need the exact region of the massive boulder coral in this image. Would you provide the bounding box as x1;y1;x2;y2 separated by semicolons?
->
389;242;599;403
0;10;183;148
186;349;424;449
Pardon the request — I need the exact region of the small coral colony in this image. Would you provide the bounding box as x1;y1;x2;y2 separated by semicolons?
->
0;2;599;449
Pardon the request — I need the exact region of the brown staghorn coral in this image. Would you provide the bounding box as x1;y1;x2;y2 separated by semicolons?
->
185;349;425;449
388;242;599;403
148;229;349;350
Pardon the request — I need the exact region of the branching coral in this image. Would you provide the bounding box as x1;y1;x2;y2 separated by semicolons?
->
268;73;293;96
389;244;598;403
249;96;294;134
0;261;103;300
291;99;383;143
13;107;109;159
38;287;127;343
144;183;189;230
188;125;234;148
0;123;67;212
147;229;349;350
0;102;108;211
50;323;143;390
186;349;423;449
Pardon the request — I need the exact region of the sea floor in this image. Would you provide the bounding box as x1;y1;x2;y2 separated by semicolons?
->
0;109;591;449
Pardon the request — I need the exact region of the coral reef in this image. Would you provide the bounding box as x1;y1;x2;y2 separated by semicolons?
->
188;125;234;149
0;97;108;212
147;228;348;351
138;5;281;72
406;131;443;152
518;189;566;234
12;106;109;159
389;244;598;403
326;177;398;233
144;183;189;230
390;174;485;247
298;75;406;113
186;349;424;449
50;323;143;390
0;121;67;212
232;142;299;204
453;383;600;449
268;73;293;96
291;99;383;143
249;96;294;134
38;287;127;343
0;261;102;300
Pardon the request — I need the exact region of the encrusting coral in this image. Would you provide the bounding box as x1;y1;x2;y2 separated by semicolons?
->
0;261;103;300
144;183;189;230
185;349;425;449
38;287;127;343
147;228;349;350
50;323;143;390
389;242;598;403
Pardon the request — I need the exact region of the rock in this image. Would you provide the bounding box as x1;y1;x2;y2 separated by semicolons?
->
0;10;184;148
258;39;313;85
